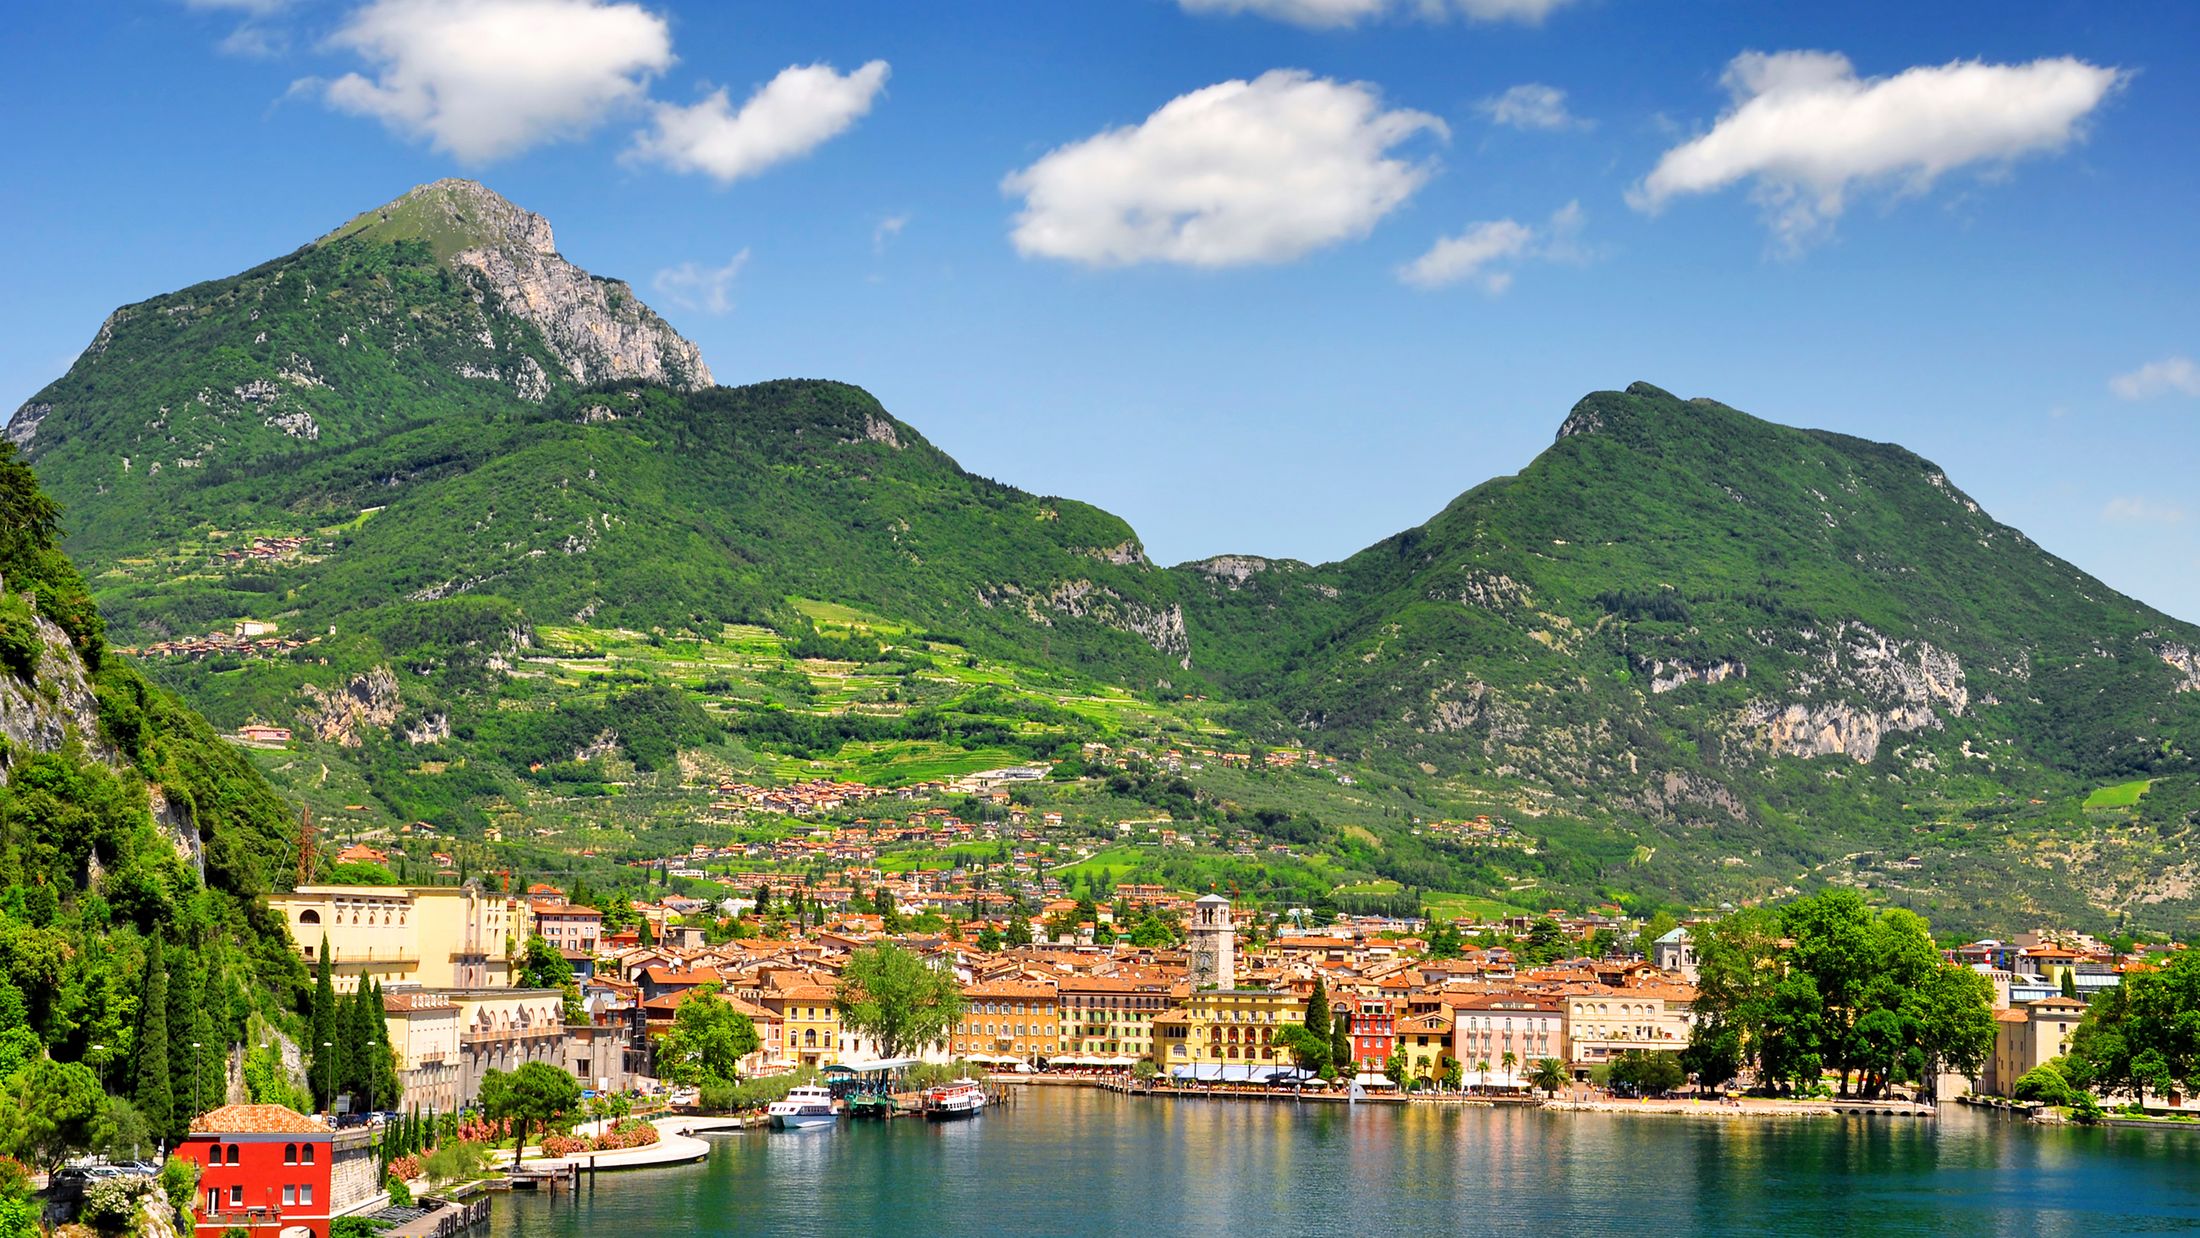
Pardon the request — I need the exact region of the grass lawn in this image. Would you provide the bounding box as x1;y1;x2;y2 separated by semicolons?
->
1422;890;1539;921
2083;779;2153;810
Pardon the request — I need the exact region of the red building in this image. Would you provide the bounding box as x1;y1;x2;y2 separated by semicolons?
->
176;1104;335;1238
1344;996;1397;1069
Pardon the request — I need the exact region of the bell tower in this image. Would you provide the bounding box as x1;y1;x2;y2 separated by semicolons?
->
1188;893;1236;990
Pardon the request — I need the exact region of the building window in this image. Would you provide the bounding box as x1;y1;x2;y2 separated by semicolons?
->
230;1185;243;1207
301;1145;315;1165
300;1184;313;1206
285;1143;297;1165
227;1146;241;1166
284;1186;297;1206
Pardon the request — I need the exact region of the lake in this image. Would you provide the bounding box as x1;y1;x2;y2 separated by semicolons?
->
487;1089;2200;1236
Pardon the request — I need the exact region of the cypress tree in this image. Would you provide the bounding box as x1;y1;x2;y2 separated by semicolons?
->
369;979;401;1110
309;940;338;1111
133;937;174;1136
1304;976;1331;1042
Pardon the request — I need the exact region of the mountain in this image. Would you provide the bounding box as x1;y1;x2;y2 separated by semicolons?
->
11;183;2199;936
1176;384;2200;920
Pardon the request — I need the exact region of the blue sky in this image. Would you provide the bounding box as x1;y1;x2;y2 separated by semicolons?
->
4;1;2197;619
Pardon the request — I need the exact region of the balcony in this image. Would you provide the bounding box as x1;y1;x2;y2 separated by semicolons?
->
301;947;419;967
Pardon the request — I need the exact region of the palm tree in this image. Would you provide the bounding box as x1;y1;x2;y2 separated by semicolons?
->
1502;1051;1518;1092
1477;1059;1491;1096
1528;1057;1568;1099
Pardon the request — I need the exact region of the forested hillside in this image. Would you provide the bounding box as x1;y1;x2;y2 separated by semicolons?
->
0;440;307;1147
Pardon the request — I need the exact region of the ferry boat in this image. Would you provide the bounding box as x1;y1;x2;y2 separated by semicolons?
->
768;1085;839;1130
922;1081;987;1121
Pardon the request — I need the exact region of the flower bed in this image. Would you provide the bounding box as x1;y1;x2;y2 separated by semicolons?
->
539;1119;661;1158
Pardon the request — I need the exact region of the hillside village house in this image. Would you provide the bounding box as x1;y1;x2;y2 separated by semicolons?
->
268;884;520;992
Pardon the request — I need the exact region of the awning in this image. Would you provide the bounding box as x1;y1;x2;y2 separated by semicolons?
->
1168;1064;1303;1083
1352;1072;1396;1088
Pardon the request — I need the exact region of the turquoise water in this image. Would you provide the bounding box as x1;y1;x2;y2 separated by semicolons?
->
488;1090;2200;1236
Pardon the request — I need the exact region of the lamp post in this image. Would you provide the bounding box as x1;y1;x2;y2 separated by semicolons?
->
322;1041;335;1117
191;1041;203;1120
90;1043;106;1093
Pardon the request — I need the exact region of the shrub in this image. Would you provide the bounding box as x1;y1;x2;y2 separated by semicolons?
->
79;1177;148;1234
387;1154;422;1183
386;1174;413;1207
420;1140;493;1183
0;593;39;682
159;1156;201;1230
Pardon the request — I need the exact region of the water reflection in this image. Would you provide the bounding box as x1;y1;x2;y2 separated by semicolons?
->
493;1089;2200;1237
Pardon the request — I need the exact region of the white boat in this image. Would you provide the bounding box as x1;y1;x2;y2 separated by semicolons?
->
768;1085;839;1130
923;1081;988;1121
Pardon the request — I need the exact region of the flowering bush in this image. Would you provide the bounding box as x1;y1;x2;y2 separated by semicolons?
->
388;1155;423;1183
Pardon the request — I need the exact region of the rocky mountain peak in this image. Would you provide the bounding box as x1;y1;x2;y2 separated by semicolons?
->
322;179;712;392
320;178;556;262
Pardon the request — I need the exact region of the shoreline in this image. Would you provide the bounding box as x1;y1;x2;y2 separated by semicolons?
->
994;1074;1935;1119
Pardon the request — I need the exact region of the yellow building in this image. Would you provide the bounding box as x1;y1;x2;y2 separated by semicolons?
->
1152;989;1305;1069
759;976;844;1070
1564;983;1697;1074
267;885;521;993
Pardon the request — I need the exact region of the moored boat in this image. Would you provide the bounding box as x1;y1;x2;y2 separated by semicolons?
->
768;1085;839;1130
923;1081;987;1121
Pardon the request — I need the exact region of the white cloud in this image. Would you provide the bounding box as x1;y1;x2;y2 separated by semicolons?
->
1399;199;1586;291
1003;70;1445;268
2109;356;2200;401
318;0;673;163
1632;51;2123;250
1177;0;1574;29
2102;497;2188;526
629;61;889;185
873;214;909;254
651;251;750;315
1477;83;1582;131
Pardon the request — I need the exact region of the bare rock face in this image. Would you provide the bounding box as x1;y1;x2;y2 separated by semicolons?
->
980;579;1193;667
1190;555;1271;589
1646;657;1746;694
0;609;115;777
404;711;452;746
2161;642;2200;692
1733;624;1967;763
298;664;403;747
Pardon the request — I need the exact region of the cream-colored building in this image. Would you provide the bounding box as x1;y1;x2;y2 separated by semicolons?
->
1564;983;1696;1075
268;885;522;993
382;990;463;1111
441;987;567;1105
1981;995;2088;1097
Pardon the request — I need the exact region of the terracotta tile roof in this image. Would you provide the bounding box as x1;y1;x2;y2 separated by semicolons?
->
191;1104;331;1135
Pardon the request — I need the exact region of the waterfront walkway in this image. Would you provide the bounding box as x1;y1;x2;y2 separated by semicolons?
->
523;1115;749;1171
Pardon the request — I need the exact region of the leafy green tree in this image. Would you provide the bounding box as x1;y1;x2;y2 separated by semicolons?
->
1635;911;1680;960
835;943;966;1060
517;935;571;990
2013;1062;2076;1106
656;984;761;1086
1274;1025;1330;1076
479;1061;580;1171
1005;915;1033;948
133;938;174;1136
1520;918;1568;966
1681;1016;1743;1093
976;925;1004;952
0;1058;104;1173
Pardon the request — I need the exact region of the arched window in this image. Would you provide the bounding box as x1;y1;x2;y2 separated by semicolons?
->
208;1143;223;1164
299;910;321;926
301;1144;315;1165
226;1145;241;1165
284;1143;297;1165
